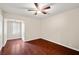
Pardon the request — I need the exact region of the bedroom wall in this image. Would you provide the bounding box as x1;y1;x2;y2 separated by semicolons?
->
41;8;79;51
4;13;41;41
0;9;3;48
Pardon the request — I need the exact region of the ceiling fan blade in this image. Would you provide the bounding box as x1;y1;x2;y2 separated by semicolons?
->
41;11;47;14
28;9;36;11
43;6;50;10
34;3;39;8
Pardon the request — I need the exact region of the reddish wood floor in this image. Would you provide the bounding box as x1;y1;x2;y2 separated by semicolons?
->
1;38;79;55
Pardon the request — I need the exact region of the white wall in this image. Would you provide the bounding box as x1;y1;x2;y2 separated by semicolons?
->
41;8;79;51
4;13;41;41
0;9;3;48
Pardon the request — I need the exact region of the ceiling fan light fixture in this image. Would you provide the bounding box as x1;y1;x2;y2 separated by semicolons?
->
37;10;41;13
27;3;51;15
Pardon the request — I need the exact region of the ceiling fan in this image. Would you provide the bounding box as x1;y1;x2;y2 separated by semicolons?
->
27;3;51;15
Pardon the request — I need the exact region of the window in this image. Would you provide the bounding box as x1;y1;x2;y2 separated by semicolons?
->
12;22;21;35
4;19;25;43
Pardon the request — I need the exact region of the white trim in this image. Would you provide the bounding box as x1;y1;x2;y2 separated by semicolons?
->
53;41;79;51
42;38;79;51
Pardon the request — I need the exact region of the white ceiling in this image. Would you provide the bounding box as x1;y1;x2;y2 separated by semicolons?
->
0;3;79;19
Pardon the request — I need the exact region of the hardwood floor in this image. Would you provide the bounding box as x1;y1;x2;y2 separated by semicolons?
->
1;38;25;55
27;38;79;55
1;38;79;55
